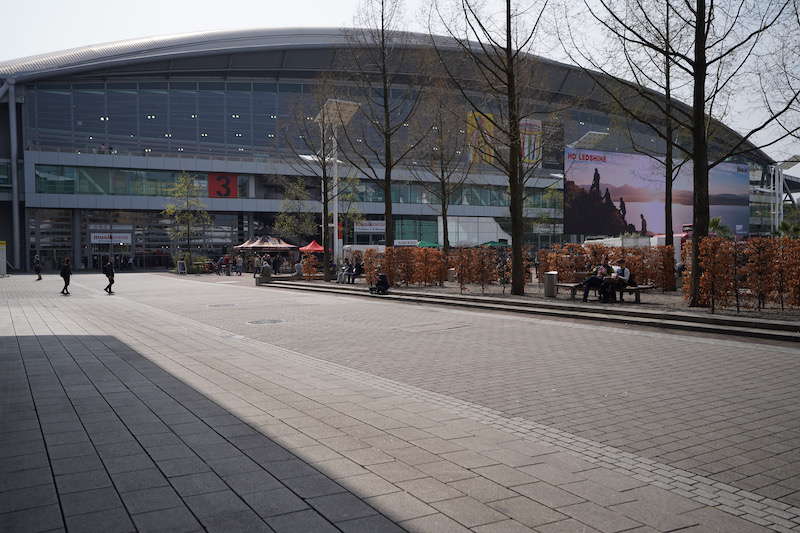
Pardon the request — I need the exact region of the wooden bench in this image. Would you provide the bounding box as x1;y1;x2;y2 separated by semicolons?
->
616;285;655;303
557;282;655;303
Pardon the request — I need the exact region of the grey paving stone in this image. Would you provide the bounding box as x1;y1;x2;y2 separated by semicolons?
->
512;482;585;508
131;506;202;533
559;501;644;533
338;514;406;533
184;489;251;518
0;452;49;473
121;485;184;514
47;441;95;460
367;491;437;522
367;461;427;483
398;477;464;503
0;484;58;514
64;507;135;533
223;469;281;494
308;492;378;522
560;480;638;507
267;509;340;533
447;477;518;503
111;468;170;493
400;512;472;533
0;468;53;492
337;472;403;498
55;469;113;494
241;486;309;518
169;471;228;497
60;486;124;516
283;473;346;498
262;458;321;480
431;495;509;527
488;496;567;528
157;456;211;477
0;503;64;532
207;455;263;477
202;509;273;533
529;518;600;533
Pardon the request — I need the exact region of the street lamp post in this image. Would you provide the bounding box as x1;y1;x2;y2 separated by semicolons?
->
315;99;359;264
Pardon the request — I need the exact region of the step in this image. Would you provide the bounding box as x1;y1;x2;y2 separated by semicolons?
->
271;281;800;333
264;281;800;343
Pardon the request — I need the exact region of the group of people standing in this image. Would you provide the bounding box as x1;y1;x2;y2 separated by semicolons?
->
33;255;116;296
581;256;633;303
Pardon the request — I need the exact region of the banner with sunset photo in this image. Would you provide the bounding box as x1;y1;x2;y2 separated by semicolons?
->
563;148;750;237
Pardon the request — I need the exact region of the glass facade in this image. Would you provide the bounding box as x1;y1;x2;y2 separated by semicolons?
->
35;165;253;198
33;164;561;211
28;208;247;271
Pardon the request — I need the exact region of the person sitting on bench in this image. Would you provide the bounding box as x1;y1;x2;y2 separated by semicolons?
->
600;258;631;303
582;256;612;302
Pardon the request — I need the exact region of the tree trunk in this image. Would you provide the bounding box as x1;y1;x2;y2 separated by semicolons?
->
187;219;192;275
690;0;709;307
664;4;674;252
506;0;525;296
441;182;450;254
322;175;331;281
384;171;394;246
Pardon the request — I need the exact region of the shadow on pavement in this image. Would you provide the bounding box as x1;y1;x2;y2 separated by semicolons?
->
0;335;404;532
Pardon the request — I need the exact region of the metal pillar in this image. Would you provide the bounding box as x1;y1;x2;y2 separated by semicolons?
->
8;82;20;269
72;209;81;269
332;126;341;263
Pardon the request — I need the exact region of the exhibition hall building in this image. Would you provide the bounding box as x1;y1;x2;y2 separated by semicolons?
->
0;28;790;271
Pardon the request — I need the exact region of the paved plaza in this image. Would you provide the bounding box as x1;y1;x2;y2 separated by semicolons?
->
2;273;800;532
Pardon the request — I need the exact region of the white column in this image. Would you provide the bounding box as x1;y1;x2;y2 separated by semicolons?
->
332;126;341;263
8;82;20;269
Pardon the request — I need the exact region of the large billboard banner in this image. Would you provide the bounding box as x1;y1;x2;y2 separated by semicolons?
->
564;148;750;236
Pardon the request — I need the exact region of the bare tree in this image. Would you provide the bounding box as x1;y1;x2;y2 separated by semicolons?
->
407;82;473;253
560;0;800;306
431;0;555;295
281;77;352;281
337;0;428;247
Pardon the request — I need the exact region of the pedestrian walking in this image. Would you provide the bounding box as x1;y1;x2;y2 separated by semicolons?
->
60;258;72;295
103;258;115;294
33;255;42;281
236;255;243;276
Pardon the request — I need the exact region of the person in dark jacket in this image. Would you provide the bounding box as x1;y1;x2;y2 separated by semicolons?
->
33;255;42;281
103;258;115;294
60;258;72;295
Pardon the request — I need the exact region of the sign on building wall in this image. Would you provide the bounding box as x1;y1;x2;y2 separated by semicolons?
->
563;147;750;236
466;112;496;165
208;173;238;198
90;233;132;245
354;221;386;234
520;119;543;168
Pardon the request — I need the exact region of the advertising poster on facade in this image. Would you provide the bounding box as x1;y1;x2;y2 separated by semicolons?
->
564;148;750;236
466;112;496;165
520;118;543;168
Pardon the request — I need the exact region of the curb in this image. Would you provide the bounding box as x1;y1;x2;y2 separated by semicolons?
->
264;281;800;343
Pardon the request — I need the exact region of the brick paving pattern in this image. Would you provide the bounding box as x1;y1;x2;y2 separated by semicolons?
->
1;272;798;532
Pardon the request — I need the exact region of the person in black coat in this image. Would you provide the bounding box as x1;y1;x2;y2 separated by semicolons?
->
103;258;115;294
60;258;72;295
33;255;42;281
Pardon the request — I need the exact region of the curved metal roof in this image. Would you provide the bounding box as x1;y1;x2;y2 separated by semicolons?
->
0;26;774;164
0;27;361;81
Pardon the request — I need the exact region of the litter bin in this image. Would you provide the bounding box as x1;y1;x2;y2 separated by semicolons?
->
177;260;187;275
544;271;558;297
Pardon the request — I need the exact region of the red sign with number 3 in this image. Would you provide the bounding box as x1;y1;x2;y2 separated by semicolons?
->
208;173;238;198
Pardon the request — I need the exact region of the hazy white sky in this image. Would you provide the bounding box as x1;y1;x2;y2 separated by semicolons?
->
0;0;425;62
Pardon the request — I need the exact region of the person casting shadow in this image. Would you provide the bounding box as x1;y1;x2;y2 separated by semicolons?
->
103;258;115;294
60;258;72;295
